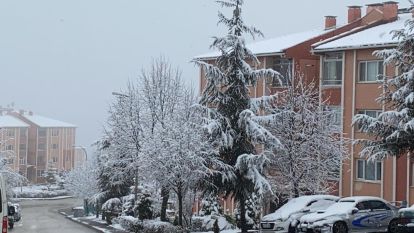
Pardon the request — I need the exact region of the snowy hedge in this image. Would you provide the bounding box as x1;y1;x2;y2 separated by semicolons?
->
114;216;184;233
191;215;236;232
13;185;69;198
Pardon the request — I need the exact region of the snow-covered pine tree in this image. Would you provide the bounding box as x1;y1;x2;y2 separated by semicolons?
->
353;12;414;160
193;1;281;232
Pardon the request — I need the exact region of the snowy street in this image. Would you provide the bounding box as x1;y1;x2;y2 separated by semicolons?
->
13;198;96;233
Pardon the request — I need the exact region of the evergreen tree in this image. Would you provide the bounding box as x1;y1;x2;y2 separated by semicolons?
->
353;14;414;159
193;1;281;232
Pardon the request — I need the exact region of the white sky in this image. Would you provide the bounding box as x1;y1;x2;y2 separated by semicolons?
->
0;0;410;151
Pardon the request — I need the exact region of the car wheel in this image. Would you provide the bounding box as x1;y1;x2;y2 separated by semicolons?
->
333;222;347;233
388;220;399;233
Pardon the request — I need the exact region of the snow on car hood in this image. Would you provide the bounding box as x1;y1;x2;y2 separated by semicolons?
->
262;195;337;222
300;201;355;223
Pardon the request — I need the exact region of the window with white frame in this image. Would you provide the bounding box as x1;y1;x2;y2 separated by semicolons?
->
324;105;342;127
267;57;292;87
51;129;59;137
6;129;15;137
19;157;25;165
357;159;382;181
359;60;383;82
322;53;343;85
5;144;14;151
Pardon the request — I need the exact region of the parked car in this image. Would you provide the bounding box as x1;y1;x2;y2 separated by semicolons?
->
392;206;414;233
259;195;339;233
297;196;399;233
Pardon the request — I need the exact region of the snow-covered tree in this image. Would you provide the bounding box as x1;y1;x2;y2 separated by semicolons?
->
267;79;348;197
99;81;144;204
65;160;99;200
139;57;183;222
193;0;281;231
142;88;227;228
353;12;414;160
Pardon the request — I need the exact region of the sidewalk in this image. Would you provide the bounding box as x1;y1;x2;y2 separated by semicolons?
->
59;207;129;233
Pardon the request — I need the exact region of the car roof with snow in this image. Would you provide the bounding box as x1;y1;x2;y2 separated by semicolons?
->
261;195;339;221
339;196;386;203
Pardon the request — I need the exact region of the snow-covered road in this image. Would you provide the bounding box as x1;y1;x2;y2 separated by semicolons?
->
13;198;97;233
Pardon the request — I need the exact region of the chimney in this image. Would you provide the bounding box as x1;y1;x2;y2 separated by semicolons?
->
383;1;399;21
366;3;384;14
348;6;362;23
28;111;33;116
325;16;337;30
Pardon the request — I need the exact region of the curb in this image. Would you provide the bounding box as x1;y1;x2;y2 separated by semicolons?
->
59;211;104;232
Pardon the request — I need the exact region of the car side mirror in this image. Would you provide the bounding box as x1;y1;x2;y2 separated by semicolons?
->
351;208;359;215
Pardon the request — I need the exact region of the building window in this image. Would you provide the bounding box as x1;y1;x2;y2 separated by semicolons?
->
51;129;59;137
357;159;382;181
19;157;25;165
5;145;14;151
38;128;47;137
359;61;383;82
6;130;15;137
324;105;342;127
20;128;27;137
36;169;45;177
52;157;58;163
267;57;292;87
322;53;343;85
38;143;46;150
51;144;58;150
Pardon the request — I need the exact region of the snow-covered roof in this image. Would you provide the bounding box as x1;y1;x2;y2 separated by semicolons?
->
195;28;332;59
0;115;29;128
22;114;76;128
314;13;411;51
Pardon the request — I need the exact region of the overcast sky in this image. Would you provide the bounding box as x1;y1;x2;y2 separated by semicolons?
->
0;0;410;152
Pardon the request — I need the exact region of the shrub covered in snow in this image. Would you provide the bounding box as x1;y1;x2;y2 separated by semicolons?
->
114;216;184;233
102;198;122;212
13;185;69;198
191;215;236;232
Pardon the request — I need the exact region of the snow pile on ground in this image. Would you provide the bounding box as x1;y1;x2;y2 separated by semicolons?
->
114;216;185;233
192;215;236;232
12;185;69;198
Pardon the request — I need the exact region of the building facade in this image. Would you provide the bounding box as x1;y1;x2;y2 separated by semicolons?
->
313;4;414;206
0;109;76;183
195;1;414;213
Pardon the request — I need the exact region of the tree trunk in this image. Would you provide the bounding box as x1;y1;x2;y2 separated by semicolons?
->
239;196;248;233
293;180;300;198
160;186;170;222
177;186;183;227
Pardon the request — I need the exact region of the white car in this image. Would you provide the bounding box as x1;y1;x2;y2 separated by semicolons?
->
260;195;339;233
297;196;399;233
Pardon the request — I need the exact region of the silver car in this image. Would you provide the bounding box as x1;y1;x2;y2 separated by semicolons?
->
260;195;339;233
297;196;399;233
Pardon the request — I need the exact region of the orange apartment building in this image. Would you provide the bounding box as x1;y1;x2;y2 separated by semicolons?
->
0;109;76;183
312;3;414;205
196;1;414;213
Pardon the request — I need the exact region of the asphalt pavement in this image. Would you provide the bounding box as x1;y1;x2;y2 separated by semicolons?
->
12;198;97;233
